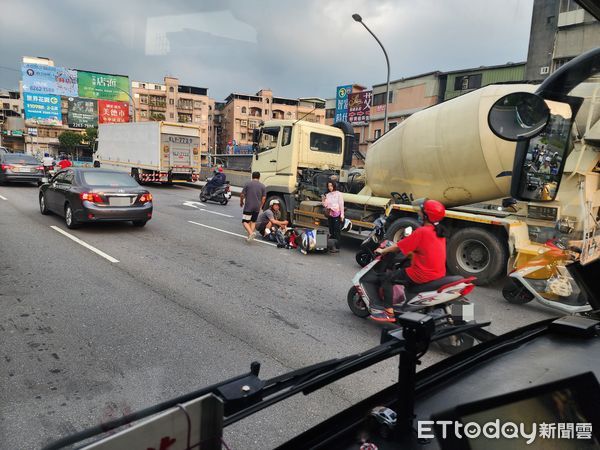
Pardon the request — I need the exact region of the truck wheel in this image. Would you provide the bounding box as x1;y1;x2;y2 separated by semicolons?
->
347;286;370;318
502;278;534;304
266;195;287;221
447;227;507;285
385;217;420;242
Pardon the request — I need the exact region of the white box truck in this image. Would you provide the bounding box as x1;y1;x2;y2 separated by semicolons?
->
94;121;201;184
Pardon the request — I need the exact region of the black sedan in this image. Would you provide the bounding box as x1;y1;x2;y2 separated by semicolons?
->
0;153;45;184
39;168;153;228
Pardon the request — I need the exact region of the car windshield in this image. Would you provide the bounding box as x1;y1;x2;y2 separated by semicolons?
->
82;171;138;187
1;1;599;449
3;154;39;164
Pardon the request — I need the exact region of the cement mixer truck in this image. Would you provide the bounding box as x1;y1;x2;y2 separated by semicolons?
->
250;65;600;284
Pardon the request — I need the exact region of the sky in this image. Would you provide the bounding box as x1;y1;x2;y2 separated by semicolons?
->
0;0;534;102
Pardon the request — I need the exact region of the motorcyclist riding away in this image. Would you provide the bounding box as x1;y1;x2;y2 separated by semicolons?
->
370;199;447;323
205;166;226;195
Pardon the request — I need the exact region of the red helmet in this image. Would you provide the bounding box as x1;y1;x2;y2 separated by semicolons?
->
421;199;445;224
218;166;224;172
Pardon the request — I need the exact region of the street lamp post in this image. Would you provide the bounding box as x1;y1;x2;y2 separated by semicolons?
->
114;86;137;122
352;13;390;134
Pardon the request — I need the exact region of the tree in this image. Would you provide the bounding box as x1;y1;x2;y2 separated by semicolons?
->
58;131;83;152
84;127;98;149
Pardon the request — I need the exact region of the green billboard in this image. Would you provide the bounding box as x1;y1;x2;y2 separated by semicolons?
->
77;70;129;101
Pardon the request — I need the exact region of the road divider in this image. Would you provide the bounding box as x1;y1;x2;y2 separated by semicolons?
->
188;221;277;246
50;226;120;263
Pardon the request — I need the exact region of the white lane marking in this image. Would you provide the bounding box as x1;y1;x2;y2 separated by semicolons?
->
188;221;277;247
0;194;7;200
200;209;234;218
183;201;206;208
50;226;120;263
183;201;234;218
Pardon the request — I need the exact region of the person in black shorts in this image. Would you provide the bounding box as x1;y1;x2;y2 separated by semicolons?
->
240;171;266;241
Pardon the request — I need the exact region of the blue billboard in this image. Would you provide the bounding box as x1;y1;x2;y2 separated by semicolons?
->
334;85;352;122
22;63;78;97
24;93;63;126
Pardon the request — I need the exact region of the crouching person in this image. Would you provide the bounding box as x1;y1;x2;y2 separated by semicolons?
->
256;199;289;246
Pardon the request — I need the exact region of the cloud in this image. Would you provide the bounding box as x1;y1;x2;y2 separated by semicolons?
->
0;0;533;101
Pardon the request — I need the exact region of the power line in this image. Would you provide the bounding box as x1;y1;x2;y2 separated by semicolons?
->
0;66;19;73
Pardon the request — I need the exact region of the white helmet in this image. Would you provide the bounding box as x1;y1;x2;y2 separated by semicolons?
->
269;199;280;207
342;218;352;232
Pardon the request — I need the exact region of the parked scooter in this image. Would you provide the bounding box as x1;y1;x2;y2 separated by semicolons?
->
355;216;386;267
347;237;478;354
199;180;231;205
502;239;591;313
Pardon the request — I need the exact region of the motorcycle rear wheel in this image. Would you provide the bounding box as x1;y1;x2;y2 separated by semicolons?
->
347;286;370;318
219;195;228;205
200;192;208;202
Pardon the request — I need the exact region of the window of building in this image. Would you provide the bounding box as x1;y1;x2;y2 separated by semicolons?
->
266;98;270;104
169;99;174;105
309;132;342;154
553;57;573;71
388;91;394;104
374;129;382;139
325;109;335;119
140;110;148;118
155;85;161;90
241;106;247;114
170;113;174;119
241;133;247;140
169;87;174;92
287;112;292;117
264;109;268;115
194;101;202;108
560;0;581;12
455;73;482;91
140;83;146;89
2;103;9;110
372;93;386;106
388;122;398;130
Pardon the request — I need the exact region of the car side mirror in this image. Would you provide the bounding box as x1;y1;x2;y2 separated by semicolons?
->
488;92;550;141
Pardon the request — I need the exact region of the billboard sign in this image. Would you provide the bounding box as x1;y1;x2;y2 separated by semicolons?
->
348;91;373;124
78;71;130;101
98;100;130;124
21;63;78;96
23;93;62;126
67;97;98;128
334;85;352;122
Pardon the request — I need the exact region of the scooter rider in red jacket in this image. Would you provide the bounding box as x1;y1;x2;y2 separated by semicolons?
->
370;199;447;323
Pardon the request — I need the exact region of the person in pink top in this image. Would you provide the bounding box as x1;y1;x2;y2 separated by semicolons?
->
322;180;345;253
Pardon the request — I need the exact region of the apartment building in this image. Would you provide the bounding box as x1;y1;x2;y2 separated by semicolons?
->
131;76;216;154
218;89;325;153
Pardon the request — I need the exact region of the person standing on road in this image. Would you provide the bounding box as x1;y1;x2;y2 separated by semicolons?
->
322;180;344;253
240;171;266;241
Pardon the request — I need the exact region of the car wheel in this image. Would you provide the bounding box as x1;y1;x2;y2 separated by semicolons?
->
39;194;50;215
64;204;80;229
132;220;147;227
